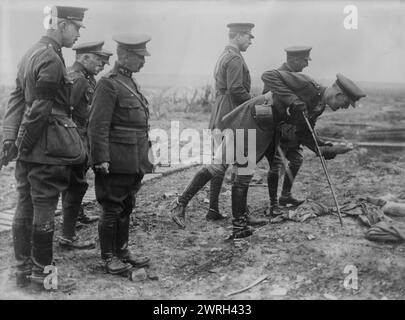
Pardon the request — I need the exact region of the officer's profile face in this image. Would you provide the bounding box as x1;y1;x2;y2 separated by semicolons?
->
328;88;351;111
84;54;103;75
125;52;146;72
236;33;252;52
60;21;81;48
96;61;108;74
289;57;308;72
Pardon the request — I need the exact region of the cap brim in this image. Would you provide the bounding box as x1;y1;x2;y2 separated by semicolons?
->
129;49;150;56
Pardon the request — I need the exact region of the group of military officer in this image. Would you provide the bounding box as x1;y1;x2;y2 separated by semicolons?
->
169;23;366;239
1;5;366;292
1;5;152;291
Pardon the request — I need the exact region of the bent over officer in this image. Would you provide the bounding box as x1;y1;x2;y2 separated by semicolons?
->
170;71;366;239
1;6;87;291
88;34;152;275
266;46;312;216
58;41;112;250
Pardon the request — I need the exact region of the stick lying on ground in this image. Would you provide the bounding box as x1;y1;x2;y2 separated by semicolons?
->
225;274;270;297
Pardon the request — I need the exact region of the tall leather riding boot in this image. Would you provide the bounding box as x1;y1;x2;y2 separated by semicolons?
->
266;173;281;216
267;173;279;204
178;167;214;206
170;167;214;228
98;215;116;261
61;191;81;239
12;218;33;287
115;211;130;259
31;228;54;278
207;174;227;220
279;165;304;206
31;233;76;292
231;185;254;239
116;209;150;268
281;165;300;197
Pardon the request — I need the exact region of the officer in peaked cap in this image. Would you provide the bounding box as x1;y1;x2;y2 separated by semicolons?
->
88;33;152;276
58;40;113;251
284;46;312;72
170;21;269;234
73;41;105;55
227;23;255;39
113;34;151;56
265;46;313;217
50;6;88;28
335;73;366;107
2;4;87;291
210;71;366;239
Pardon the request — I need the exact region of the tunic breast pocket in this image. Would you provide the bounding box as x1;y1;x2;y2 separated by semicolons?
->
117;95;147;124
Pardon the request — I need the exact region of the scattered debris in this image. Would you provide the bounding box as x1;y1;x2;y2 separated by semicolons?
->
306;234;316;241
129;268;148;282
163;192;176;199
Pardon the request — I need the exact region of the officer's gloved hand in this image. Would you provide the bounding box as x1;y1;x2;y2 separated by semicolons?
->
1;140;18;169
2;139;17;158
94;162;110;174
288;101;308;124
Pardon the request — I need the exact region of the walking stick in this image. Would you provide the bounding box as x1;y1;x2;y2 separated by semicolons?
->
302;113;344;227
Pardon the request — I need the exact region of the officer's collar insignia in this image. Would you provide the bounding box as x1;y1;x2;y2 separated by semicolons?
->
116;63;133;78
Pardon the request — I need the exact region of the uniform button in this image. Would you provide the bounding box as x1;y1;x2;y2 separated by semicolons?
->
64;124;68;127
318;93;321;96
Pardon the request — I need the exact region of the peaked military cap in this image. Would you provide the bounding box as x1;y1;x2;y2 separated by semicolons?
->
73;41;113;64
227;23;255;38
285;46;312;60
113;34;151;56
73;41;105;54
335;73;366;107
51;6;87;28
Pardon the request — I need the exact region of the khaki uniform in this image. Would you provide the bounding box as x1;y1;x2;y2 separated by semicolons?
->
208;45;251;130
2;36;85;277
61;61;96;239
88;62;153;261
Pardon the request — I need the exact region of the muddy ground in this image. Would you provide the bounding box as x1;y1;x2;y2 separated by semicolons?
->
0;94;405;300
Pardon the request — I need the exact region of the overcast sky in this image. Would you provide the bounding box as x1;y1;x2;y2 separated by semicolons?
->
1;0;404;85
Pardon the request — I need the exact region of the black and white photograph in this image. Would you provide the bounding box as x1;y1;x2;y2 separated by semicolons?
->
0;0;404;303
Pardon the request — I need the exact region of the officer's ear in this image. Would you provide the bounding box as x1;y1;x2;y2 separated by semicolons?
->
57;19;67;31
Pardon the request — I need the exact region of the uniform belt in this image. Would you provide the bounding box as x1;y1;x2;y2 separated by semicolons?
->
112;124;149;132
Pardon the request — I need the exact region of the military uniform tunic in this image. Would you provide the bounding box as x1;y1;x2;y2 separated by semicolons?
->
220;71;328;165
60;61;97;239
89;62;152;174
2;36;85;276
88;62;153;261
208;45;251;130
266;63;304;183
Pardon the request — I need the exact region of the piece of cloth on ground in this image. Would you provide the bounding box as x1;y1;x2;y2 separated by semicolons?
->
270;199;330;223
343;196;405;243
